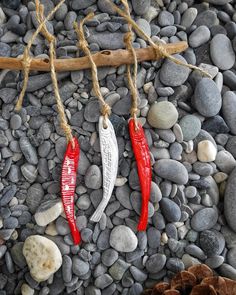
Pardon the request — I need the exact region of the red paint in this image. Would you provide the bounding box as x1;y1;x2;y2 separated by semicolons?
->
61;137;81;244
129;119;152;231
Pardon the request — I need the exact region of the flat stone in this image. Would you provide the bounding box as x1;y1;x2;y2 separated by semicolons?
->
179;115;201;141
181;8;198;28
26;184;44;214
202;116;229;134
154;159;189;185
110;225;138;253
189;26;211;48
160;54;190;87
72;256;89;276
136;19;151;37
109;259;130;280
10;242;26;269
0;88;17;104
194;10;219;28
160;198;181;223
147;101;178;129
88;32;125;50
200;230;225;256
95;274;113;289
219;264;236;280
84;165;102;189
215;150;236;174
222;91;236;135
131;0;150;15
224;168;236;233
191;208;218;231
34;199;64;227
23;235;62;282
71;0;96;10
210;34;235;70
192;78;222;117
158;11;174;27
145;253;166;273
19;137;38;165
21;164;38;183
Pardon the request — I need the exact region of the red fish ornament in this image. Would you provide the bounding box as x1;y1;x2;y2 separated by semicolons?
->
61;137;81;244
129;119;152;231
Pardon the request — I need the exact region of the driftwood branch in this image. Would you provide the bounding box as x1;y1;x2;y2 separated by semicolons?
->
0;41;188;72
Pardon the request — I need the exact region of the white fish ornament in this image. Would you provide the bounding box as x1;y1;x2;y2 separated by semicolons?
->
90;116;119;222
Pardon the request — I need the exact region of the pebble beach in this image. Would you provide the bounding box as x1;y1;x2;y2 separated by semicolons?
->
1;0;236;294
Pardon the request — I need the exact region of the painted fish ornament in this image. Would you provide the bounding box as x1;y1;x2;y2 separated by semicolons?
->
90;116;119;222
61;137;81;244
129;118;151;231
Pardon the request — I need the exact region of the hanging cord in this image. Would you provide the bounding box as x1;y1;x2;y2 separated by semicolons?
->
74;14;111;128
121;0;139;130
34;0;74;146
15;0;66;111
107;0;212;79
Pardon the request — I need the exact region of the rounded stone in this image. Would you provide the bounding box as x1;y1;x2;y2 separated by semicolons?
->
84;165;102;189
222;91;236;135
154;159;189;185
215;150;236;174
200;230;225;256
160;54;190;87
145;253;166;273
179;115;201;141
158;11;174;27
101;249;118;267
224;168;236;232
131;0;150;15
147;101;178;129
160;198;181;223
191;208;218;231
10;114;22;130
227;247;236;269
189;26;211;48
23;235;62;282
210;34;235;70
226;136;236;158
110;225;138;253
21;164;38;183
197;140;217;162
192;78;222;117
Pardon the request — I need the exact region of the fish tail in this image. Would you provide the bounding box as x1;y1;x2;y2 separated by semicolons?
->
90;199;109;222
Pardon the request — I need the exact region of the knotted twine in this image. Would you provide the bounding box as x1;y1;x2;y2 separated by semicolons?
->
16;0;74;146
74;15;111;128
107;0;212;79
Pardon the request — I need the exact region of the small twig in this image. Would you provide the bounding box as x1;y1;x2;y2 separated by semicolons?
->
0;42;188;72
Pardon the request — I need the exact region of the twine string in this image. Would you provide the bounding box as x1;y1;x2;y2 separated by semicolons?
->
74;14;111;128
34;0;74;146
15;0;66;111
107;0;212;79
121;0;139;130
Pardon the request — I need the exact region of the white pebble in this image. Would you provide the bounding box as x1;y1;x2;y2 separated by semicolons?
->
197;140;217;162
21;284;34;295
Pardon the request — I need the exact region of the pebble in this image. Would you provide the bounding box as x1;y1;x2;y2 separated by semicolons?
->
192;78;222;117
131;0;150;16
0;88;17;104
224;168;236;232
136;19;151;37
154;159;188;185
95;274;113;289
160;54;190;87
88;32;124;50
200;230;225;256
227;247;236;269
34;200;64;227
110;225;138;252
222;91;236;135
194;10;219;28
205;255;224;269
215;150;236;174
203;116;229;134
19;137;38;165
197;140;217;162
101;249;118;267
21;284;34;295
109;259;130;280
181;8;198;28
145;253;166;273
26;184;44;214
72;257;89;276
0;42;11;57
189;26;211;48
219;264;236;280
191;208;218;231
158;11;174;27
21;164;38;183
160;198;181;223
23;235;62;282
85;165;102;189
210;34;235;70
147;101;178;129
179;115;201;141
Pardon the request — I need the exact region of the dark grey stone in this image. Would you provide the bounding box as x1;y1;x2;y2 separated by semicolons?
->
145;253;166;273
222;91;236;135
160;198;181;223
88;32;125;50
72;257;89;276
0;88;17;104
191;208;218;231
224;167;236;232
19;137;38;165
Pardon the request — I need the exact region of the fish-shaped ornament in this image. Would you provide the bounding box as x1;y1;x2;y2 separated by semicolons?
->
129;118;152;231
90;116;119;222
61;137;81;244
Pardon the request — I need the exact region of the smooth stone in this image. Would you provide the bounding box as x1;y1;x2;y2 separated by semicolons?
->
10;114;22;130
158;11;174;27
202;116;229;134
185;244;207;260
179;115;201;141
130;191;154;218
192;78;222;117
166;257;185;273
191;208;218;231
102;249;118;267
71;0;96;9
147;101;178;129
0;88;17;104
136;19;151;37
154;159;188;185
88;32;124;50
226;137;236;158
160;198;181;223
160;54;190;87
145;253;166;273
84;165;102;189
224;168;236;232
34;200;64;227
181;8;197;28
23;235;62;282
78;151;90;176
132;0;150;15
130;266;147;282
197;140;217;162
205;256;224;269
95;274;113;289
200;230;225;256
194;10;219;28
10;242;26;268
110;225;138;253
26;184;44;214
109;259;130;281
84;100;100;123
210;34;235;70
222;92;236;135
219;264;236;280
72;257;89;276
189;26;211;48
21;164;38;183
21;284;34;295
19;137;38;165
215;150;236;174
227;247;236;269
147;227;161;248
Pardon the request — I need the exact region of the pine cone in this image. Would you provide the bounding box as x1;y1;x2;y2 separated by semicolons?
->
142;264;236;295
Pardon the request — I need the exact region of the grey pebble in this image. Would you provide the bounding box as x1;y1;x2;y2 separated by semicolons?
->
88;32;124;50
72;257;89;276
224;168;236;232
189;26;211;48
10;114;22;130
26;183;44;214
109;259;130;280
222;91;236;135
145;253;166;273
131;0;150;15
85;165;102;189
0;88;17;104
147;227;161;248
219;264;236;280
166;258;185;273
0;185;17;206
19;137;38;165
21;164;38;183
130;266;147;282
10;242;26;269
95;274;113;289
160;198;181;223
101;249;118;267
158;11;174;27
71;0;96;10
191;208;218;231
205;255;224;269
179;115;201;141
